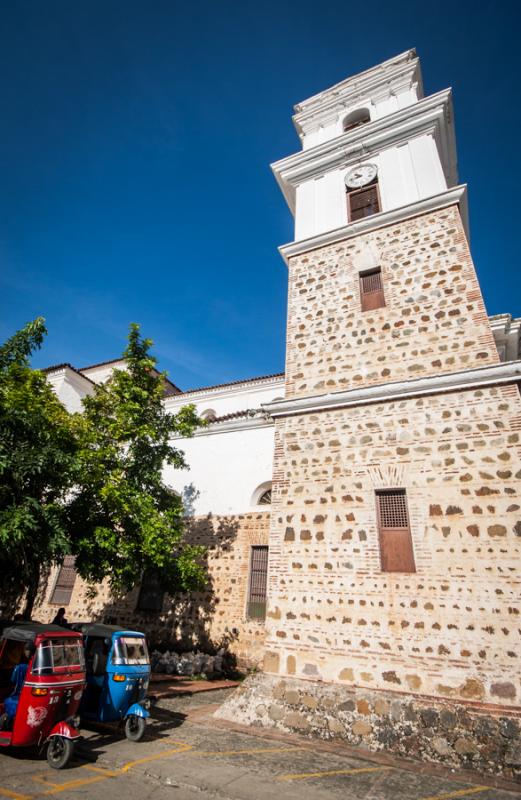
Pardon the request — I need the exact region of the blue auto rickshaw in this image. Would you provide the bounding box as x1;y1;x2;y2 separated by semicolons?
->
77;624;150;741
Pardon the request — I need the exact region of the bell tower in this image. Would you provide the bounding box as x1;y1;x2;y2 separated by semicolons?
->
219;50;521;776
274;49;460;245
270;49;497;401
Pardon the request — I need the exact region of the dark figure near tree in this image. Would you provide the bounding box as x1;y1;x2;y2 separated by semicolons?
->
51;608;69;628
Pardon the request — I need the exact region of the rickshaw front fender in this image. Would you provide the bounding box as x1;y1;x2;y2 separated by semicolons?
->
47;721;81;740
125;703;149;719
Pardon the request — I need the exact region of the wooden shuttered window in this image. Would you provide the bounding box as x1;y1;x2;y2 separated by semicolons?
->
376;489;416;573
247;546;269;620
360;267;385;311
347;183;380;222
51;556;77;605
136;570;165;613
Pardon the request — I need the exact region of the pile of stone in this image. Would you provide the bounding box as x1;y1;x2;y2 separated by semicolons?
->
150;649;225;678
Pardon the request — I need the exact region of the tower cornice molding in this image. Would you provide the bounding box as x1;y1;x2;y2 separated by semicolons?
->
272;89;455;213
293;50;422;136
277;185;468;265
262;361;521;419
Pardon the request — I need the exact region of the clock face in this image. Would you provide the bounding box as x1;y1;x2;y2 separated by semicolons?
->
345;163;378;189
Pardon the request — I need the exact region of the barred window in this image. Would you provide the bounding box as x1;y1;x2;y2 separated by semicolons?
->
360;267;385;312
376;489;415;573
50;556;77;606
247;546;268;620
258;489;272;505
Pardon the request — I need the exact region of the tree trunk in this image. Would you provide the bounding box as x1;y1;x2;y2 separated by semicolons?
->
23;563;41;619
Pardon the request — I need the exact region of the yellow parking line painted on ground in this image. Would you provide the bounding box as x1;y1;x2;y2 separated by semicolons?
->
37;776;109;796
0;789;32;800
419;787;491;800
14;739;194;798
277;765;390;781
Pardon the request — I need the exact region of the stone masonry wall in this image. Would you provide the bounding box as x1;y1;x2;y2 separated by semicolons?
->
284;205;499;399
264;384;521;707
261;203;521;716
216;673;521;779
218;203;521;778
34;512;270;667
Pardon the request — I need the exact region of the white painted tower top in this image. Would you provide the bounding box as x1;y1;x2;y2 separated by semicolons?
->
293;49;423;150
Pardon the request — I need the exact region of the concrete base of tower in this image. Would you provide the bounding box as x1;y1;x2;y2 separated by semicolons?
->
215;672;521;780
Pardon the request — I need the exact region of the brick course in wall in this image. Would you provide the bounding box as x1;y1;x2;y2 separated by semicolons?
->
34;512;270;667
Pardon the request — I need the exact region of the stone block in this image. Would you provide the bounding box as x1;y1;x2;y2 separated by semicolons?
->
356;699;371;716
328;718;345;735
269;705;284;721
284;690;300;705
432;737;452;757
302;693;318;710
374;699;390;716
351;720;372;736
272;681;286;700
454;737;480;756
284;711;310;731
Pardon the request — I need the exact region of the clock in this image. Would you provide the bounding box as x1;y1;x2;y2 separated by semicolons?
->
344;163;378;189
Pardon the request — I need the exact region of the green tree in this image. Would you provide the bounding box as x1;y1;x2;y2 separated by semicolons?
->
69;323;206;596
0;318;80;617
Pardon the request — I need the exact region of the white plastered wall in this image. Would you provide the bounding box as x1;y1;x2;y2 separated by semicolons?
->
164;424;276;517
294;134;447;240
45;370;94;413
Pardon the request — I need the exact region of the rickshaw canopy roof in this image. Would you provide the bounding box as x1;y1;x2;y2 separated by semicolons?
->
1;622;79;643
77;623;145;639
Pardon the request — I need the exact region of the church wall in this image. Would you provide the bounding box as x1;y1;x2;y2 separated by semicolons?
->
33;512;271;667
163;424;276;517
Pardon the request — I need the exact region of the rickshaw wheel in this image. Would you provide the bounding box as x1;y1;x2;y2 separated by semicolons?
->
125;714;146;742
46;736;74;769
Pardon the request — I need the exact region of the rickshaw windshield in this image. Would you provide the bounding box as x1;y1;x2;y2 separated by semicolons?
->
32;638;85;675
111;636;149;666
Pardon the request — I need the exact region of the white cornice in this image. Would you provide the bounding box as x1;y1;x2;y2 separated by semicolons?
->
278;185;468;265
164;374;284;408
45;365;95;393
273;89;455;213
293;51;422;136
262;361;521;419
171;414;274;439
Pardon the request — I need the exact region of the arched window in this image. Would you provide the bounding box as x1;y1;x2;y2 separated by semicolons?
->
258;489;272;505
343;108;371;132
201;409;217;422
251;481;272;506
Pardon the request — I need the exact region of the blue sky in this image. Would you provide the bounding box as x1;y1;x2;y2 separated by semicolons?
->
1;1;519;389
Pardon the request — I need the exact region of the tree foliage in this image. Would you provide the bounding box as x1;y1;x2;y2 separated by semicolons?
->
68;323;206;594
0;318;80;615
0;319;207;616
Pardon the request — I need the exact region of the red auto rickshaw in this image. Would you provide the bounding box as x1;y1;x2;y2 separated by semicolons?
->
0;622;85;768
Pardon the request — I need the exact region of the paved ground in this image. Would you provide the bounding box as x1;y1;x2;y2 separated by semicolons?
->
0;689;519;800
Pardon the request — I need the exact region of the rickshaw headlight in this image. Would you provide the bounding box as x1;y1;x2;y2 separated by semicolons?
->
31;687;48;696
113;674;126;682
